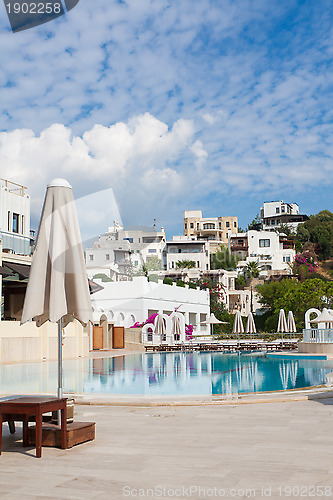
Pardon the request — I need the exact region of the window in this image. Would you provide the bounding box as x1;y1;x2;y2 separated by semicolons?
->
271;219;276;225
281;206;285;213
197;261;200;268
105;254;110;260
203;223;215;230
7;211;10;231
136;250;140;253
219;222;221;229
283;256;291;263
226;222;230;228
190;223;194;228
22;215;25;234
148;249;156;253
234;222;237;228
259;239;270;248
89;255;94;261
12;213;19;233
184;223;187;229
123;237;133;243
134;260;138;266
197;223;199;230
276;207;280;214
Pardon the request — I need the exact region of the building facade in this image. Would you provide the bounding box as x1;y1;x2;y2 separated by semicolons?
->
230;230;295;278
0;179;33;321
0;178;32;256
260;201;308;232
163;236;210;272
183;210;238;253
85;224;166;279
91;276;211;341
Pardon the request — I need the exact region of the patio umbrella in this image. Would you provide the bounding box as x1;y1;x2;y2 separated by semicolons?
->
277;309;288;343
245;312;256;336
171;315;181;342
21;178;92;403
202;313;227;335
287;311;296;335
232;310;244;342
154;313;166;341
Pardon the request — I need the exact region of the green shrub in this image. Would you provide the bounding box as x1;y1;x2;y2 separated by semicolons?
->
148;274;159;283
176;280;186;287
93;273;113;282
188;282;197;289
163;277;173;285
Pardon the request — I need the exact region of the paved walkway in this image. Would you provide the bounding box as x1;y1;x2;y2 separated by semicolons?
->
1;398;333;499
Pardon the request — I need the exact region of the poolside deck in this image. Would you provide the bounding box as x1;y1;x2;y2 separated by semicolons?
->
0;398;333;498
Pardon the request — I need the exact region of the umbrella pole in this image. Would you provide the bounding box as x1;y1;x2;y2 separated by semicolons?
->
58;318;63;425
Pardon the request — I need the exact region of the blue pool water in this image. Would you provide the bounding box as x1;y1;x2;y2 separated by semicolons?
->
1;352;333;396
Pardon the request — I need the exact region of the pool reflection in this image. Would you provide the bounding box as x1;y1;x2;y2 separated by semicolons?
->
1;353;333;396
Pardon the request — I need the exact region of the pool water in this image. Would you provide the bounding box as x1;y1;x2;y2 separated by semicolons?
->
1;352;333;396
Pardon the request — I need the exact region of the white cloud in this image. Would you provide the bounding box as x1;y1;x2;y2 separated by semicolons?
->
0;114;198;230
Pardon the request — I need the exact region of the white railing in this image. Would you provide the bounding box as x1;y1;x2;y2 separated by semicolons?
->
303;328;333;343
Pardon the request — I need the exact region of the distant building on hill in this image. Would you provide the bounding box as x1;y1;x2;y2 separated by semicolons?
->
183;210;238;253
260;200;308;232
230;230;295;279
85;223;166;280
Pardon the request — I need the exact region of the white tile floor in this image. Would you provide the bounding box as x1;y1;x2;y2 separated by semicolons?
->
1;398;333;499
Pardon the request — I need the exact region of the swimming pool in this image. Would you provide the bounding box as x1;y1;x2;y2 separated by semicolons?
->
1;352;333;396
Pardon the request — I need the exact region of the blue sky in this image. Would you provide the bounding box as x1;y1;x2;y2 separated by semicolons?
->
0;0;332;239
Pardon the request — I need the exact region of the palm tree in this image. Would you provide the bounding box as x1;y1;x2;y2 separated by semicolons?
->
243;261;261;313
244;261;260;279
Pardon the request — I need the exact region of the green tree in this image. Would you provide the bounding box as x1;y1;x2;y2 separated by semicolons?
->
145;257;162;272
247;213;261;231
243;261;261;312
257;278;333;331
243;260;260;280
210;247;240;270
297;210;333;260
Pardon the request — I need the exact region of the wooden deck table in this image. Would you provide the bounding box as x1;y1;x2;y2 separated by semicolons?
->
0;396;67;458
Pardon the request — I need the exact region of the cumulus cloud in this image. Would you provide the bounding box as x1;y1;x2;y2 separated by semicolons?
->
0;114;198;231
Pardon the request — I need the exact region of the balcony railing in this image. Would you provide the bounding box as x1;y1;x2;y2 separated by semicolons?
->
0;231;32;256
0;178;27;196
303;328;333;343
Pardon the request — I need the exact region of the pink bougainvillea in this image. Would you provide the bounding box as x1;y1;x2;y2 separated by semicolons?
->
294;251;319;274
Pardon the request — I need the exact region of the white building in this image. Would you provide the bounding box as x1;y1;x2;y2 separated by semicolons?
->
0;179;33;321
91;276;211;343
85;224;166;279
163;236;210;272
0;178;32;255
230;230;295;278
260;201;308;232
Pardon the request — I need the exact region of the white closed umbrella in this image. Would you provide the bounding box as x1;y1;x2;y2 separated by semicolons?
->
287;311;296;335
232;310;244;343
277;309;288;343
171;315;181;342
154;314;166;341
21;178;92;402
245;312;256;336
